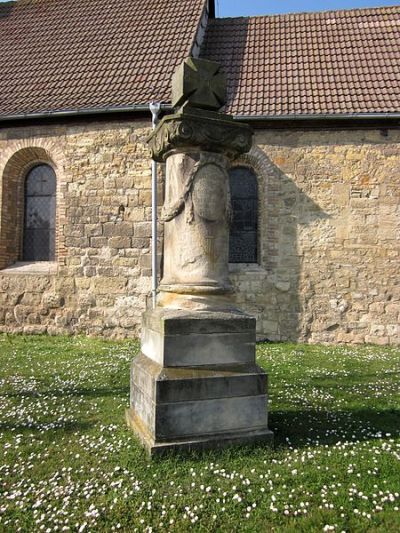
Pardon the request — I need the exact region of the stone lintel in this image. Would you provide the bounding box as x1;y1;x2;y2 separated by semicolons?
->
148;108;253;162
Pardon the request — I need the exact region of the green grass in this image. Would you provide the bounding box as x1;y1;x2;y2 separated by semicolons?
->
0;335;399;532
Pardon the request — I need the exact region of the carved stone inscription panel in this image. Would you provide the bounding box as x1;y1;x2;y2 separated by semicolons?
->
192;163;226;222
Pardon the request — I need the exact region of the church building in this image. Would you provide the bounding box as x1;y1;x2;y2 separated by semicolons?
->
0;0;399;344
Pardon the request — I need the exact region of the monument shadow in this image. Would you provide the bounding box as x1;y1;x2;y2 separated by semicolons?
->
230;149;330;343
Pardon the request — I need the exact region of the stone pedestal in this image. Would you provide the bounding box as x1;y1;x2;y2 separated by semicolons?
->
126;309;273;455
127;58;273;455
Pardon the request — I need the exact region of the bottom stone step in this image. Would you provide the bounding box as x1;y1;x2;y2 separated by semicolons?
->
126;407;274;456
129;353;273;453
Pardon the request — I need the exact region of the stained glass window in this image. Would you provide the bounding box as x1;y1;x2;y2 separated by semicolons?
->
23;164;56;261
229;167;258;263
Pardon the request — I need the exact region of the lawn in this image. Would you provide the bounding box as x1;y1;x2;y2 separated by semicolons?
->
0;335;399;532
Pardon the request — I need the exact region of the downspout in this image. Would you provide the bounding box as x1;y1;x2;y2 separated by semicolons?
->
149;102;161;309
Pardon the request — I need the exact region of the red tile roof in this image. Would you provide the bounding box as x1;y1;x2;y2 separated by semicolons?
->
201;6;400;117
0;0;207;117
1;2;399;120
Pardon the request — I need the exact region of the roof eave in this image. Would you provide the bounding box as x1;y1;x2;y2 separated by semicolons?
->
0;104;174;123
1;108;399;124
234;113;400;121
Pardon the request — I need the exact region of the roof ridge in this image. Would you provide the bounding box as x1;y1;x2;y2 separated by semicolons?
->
213;4;400;23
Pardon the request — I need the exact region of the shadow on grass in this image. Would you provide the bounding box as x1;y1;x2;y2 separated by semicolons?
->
0;420;93;433
270;407;400;448
1;386;129;399
152;408;400;462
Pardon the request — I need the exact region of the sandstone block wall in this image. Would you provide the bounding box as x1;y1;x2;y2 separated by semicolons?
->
230;128;399;345
0;122;399;344
0;121;159;338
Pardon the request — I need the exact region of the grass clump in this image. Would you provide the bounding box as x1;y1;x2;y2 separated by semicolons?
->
0;335;399;532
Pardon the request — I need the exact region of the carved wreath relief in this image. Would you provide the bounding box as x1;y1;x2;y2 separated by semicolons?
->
162;153;231;278
162;155;231;225
148;115;253;163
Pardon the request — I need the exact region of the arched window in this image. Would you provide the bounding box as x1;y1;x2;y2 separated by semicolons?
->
23;164;56;261
229;166;258;263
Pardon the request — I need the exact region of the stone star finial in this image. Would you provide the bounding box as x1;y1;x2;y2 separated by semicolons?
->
171;57;226;111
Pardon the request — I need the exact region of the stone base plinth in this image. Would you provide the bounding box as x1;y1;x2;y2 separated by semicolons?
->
128;308;273;455
128;348;273;456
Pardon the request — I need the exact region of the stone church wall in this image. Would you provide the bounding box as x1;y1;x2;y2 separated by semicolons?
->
0;122;399;344
230;128;400;345
0;121;156;338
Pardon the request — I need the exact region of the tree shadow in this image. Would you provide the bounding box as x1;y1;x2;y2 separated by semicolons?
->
0;420;93;433
0;385;130;433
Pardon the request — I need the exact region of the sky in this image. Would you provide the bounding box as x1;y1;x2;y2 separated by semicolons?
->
217;0;398;17
0;0;397;15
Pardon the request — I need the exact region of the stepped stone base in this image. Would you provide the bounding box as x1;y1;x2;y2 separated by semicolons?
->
128;306;273;455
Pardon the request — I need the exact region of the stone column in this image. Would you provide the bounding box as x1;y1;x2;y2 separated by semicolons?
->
127;58;273;455
161;150;231;296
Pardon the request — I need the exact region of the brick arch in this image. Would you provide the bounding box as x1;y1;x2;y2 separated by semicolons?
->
0;141;66;269
231;146;280;272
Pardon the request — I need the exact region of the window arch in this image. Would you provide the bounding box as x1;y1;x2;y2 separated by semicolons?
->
229;166;258;263
23;164;56;261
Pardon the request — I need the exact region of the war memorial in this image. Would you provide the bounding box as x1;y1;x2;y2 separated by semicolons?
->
126;58;273;455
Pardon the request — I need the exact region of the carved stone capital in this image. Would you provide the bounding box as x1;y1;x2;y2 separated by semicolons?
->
148;109;253;163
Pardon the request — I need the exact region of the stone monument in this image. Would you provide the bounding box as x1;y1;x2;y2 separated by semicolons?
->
126;57;273;455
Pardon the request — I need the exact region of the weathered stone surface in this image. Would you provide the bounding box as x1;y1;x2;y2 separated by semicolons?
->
0;123;398;345
0;121;154;338
141;308;256;367
128;58;273;455
151;92;251;302
142;328;255;367
228;130;400;345
172;57;226;111
126;408;274;457
159;151;233;295
128;353;272;455
142;308;255;335
148;108;253;163
131;353;266;403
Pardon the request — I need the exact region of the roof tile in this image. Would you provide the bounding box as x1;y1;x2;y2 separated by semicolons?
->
201;6;400;116
0;0;206;117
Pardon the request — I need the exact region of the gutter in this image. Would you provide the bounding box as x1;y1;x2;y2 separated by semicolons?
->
0;104;173;123
1;108;399;124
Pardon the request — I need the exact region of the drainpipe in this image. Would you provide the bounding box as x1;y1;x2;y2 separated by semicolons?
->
149;102;161;309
